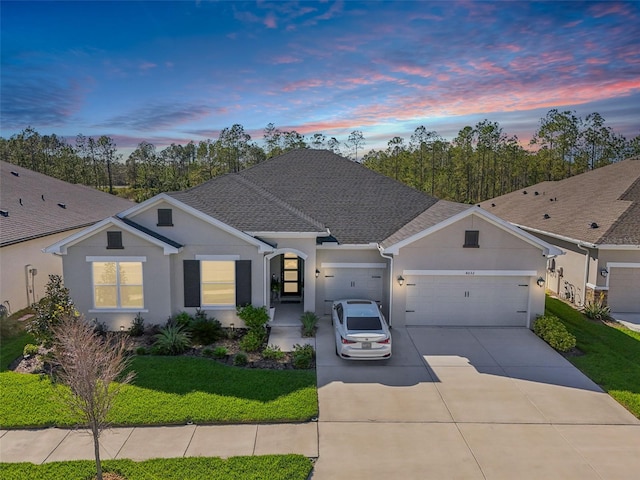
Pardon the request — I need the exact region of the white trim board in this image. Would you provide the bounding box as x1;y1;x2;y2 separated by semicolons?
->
195;255;240;261
403;270;537;276
86;256;147;262
321;262;387;269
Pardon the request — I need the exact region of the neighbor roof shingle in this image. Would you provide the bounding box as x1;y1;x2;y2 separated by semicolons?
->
0;161;134;247
170;149;441;244
479;158;640;246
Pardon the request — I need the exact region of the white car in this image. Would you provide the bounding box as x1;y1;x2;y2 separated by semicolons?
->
332;299;392;360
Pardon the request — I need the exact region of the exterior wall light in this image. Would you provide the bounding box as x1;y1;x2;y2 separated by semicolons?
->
397;275;405;286
600;268;608;278
536;277;545;287
315;269;320;278
120;325;125;331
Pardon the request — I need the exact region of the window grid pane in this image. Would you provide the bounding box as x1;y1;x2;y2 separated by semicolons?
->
201;261;235;306
92;261;144;309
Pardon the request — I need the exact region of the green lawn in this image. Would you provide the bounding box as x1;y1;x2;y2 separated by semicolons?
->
0;455;313;480
0;356;318;428
546;296;640;418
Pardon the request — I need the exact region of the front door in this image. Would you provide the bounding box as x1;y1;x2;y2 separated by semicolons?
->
281;253;302;299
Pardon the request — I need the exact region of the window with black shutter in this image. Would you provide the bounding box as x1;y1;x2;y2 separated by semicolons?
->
157;208;173;226
463;230;479;248
107;231;124;249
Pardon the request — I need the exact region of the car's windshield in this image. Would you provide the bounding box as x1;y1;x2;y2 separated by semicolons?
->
346;316;383;330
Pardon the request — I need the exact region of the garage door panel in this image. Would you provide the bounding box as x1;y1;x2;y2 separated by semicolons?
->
324;268;384;314
608;267;640;313
405;275;529;327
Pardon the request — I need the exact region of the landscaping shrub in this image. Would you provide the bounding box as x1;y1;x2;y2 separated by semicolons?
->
233;352;248;366
135;346;148;356
23;344;39;357
262;344;285;361
239;330;266;352
291;344;314;369
173;311;194;329
201;347;214;358
213;346;228;359
153;324;191;355
92;319;108;338
300;311;318;337
534;314;577;352
237;305;269;332
27;275;77;346
190;315;224;345
582;293;611;321
128;313;145;337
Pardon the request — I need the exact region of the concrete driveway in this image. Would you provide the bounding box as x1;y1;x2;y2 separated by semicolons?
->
312;322;640;479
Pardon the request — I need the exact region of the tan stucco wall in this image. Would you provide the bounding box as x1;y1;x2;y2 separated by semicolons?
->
390;214;548;328
62;228;171;330
0;229;84;313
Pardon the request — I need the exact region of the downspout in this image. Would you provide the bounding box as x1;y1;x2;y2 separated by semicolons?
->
577;243;591;307
377;244;394;327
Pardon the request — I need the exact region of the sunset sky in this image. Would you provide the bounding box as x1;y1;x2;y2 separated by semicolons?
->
1;1;639;155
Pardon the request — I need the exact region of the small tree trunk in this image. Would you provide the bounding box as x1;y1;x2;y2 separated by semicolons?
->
92;421;103;480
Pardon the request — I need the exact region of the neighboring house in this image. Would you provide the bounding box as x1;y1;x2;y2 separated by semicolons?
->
0;161;134;313
480;157;640;314
45;150;562;330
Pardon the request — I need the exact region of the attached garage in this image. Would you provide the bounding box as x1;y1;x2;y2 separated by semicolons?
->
404;271;533;327
321;263;385;314
607;265;640;313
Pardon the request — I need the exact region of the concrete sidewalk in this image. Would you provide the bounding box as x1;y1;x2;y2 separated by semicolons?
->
0;423;318;464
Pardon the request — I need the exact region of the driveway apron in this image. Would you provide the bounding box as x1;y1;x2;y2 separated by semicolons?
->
312;321;640;480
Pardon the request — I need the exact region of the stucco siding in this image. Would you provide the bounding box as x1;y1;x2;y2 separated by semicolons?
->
62;232;171;330
0;229;84;313
391;214;548;327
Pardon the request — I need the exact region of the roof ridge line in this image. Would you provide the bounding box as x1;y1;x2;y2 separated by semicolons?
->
232;175;327;231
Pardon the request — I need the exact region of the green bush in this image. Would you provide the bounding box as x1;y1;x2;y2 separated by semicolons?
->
582;293;611;321
190;316;224;345
213;346;228;359
262;344;285;360
233;352;248;366
128;313;145;337
237;305;269;332
22;343;39;357
239;330;266;352
300;311;318;337
149;345;165;355
534;314;577;352
201;347;214;357
292;343;314;369
28;275;77;346
135;346;148;356
173;311;194;329
154;324;191;355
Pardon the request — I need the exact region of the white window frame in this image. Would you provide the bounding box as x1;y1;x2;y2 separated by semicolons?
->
87;256;147;312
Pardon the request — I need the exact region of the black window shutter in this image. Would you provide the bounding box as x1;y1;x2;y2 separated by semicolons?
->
183;260;201;307
235;260;252;306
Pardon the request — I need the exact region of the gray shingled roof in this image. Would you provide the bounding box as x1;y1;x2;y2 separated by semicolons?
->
1;161;134;247
479;157;640;246
170;149;442;245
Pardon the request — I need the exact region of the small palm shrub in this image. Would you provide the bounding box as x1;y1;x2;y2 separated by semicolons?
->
300;311;319;337
213;346;228;359
534;315;577;352
154;324;191;355
292;343;315;369
201;347;214;357
128;312;145;337
135;346;148;355
190;315;224;345
239;330;266;352
233;352;248;366
173;311;194;329
262;344;285;360
583;293;611;321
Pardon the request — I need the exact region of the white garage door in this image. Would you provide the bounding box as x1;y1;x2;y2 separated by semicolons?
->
405;275;530;326
608;267;640;313
323;268;384;314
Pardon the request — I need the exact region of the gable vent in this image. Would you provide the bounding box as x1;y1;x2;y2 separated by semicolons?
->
11;171;19;177
0;210;8;217
58;203;66;209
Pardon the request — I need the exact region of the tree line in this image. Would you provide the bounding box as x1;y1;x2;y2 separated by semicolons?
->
1;110;638;204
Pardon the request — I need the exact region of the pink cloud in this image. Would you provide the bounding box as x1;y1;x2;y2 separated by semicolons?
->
264;12;277;28
272;55;302;65
589;2;635;18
